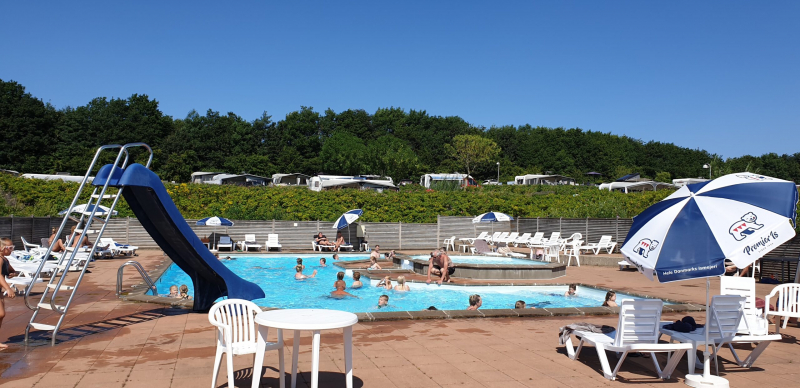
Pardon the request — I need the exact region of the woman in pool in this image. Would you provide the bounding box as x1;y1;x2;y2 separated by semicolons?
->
0;238;18;350
296;258;305;270
393;276;410;291
351;271;363;288
602;291;617;307
467;294;482;310
368;257;381;270
295;265;317;280
564;284;578;297
376;276;392;290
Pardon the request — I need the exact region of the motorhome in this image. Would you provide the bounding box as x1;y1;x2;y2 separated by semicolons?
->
514;174;575;186
272;173;311;186
308;175;398;192
420;173;476;189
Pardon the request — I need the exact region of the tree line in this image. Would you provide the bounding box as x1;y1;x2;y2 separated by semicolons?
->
2;79;798;184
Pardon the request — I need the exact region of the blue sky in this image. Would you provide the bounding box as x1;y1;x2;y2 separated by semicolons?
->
1;1;797;158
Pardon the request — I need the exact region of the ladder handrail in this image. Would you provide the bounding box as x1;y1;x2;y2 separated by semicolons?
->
25;143;154;345
116;261;157;296
23;144;124;309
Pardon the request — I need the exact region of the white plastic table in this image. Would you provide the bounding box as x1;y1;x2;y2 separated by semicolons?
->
252;309;358;388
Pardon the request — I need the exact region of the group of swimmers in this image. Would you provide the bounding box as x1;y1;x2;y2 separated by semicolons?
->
465;285;618;311
167;284;192;300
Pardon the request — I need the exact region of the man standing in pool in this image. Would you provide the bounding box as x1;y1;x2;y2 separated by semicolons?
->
370;245;381;260
426;249;454;285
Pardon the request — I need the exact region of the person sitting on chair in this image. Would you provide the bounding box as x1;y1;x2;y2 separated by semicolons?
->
333;231;346;251
47;227;67;253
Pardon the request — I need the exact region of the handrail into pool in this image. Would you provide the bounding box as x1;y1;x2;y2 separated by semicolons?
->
117;260;157;296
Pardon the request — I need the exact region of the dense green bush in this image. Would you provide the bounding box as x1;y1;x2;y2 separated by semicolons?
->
3;175;797;229
0;173;676;222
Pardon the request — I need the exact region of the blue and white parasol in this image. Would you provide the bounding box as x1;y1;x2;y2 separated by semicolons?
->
472;211;513;224
333;209;363;230
196;216;234;227
620;172;798;385
621;172;797;282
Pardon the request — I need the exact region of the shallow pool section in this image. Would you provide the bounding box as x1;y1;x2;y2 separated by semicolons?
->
154;255;645;313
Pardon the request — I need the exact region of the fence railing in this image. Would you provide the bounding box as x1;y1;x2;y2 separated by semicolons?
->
2;215;797;254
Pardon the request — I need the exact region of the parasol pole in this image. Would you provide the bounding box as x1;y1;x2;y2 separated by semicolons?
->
703;277;711;378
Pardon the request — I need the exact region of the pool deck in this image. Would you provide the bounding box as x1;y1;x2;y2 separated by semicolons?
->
2;249;800;387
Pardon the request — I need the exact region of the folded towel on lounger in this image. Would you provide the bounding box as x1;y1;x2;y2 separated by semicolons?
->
558;322;615;345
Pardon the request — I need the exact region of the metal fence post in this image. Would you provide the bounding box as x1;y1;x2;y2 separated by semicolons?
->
436;215;440;248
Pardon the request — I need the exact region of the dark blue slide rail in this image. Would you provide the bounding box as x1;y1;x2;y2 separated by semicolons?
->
94;163;265;311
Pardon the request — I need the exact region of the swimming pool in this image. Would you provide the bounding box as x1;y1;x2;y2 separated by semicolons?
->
153;255;644;312
410;254;544;265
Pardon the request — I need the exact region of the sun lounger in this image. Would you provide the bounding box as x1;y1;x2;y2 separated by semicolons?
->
513;233;531;247
471;239;502;256
100;238;138;256
579;235;617;255
20;236;41;252
240;234;262;252
496;242;526;258
265;234;282;251
217;236;234;251
564;299;692;380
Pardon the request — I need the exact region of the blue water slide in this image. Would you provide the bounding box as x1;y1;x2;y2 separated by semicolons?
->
93;163;265;311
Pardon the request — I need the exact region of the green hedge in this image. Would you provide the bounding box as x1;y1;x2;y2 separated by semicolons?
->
0;173;682;222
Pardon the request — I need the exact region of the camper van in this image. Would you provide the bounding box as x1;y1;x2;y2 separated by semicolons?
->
514;174;575;186
307;175;398;192
419;173;476;189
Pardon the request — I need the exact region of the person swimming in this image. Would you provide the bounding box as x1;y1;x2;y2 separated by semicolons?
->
295;264;317;280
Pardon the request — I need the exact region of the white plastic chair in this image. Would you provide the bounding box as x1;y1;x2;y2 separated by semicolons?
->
565;239;582;267
764;283;800;334
208;299;284;388
565;299;691;380
442;236;456;251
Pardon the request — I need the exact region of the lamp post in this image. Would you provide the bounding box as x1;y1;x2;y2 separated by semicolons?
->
703;163;711;179
496;162;500;184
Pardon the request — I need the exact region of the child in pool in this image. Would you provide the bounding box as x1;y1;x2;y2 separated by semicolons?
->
334;271;346;289
179;284;192;300
295;265;317;280
376;276;392;290
514;300;536;309
393;276;410;291
467;294;482;310
331;274;356;298
377;295;389;308
320;257;327;267
168;285;180;298
368;257;381;270
564;284;578;297
602;291;617;307
296;258;305;270
351;271;363;288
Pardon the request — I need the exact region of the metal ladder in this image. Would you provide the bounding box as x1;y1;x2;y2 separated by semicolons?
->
24;143;153;345
116;260;157;297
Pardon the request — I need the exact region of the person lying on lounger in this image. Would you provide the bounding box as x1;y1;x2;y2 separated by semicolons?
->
333;232;346;250
314;232;334;247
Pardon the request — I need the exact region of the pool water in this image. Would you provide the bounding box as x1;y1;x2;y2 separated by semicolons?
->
153;255;645;312
410;254;545;265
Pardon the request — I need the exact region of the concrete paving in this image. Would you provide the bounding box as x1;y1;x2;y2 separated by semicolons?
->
1;250;799;387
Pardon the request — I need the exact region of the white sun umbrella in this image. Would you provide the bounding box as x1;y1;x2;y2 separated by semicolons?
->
332;209;363;245
620;172;798;387
473;211;514;239
196;216;234;249
59;203;118;217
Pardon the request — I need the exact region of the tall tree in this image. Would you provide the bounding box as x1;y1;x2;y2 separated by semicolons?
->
445;135;500;177
0;79;59;173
